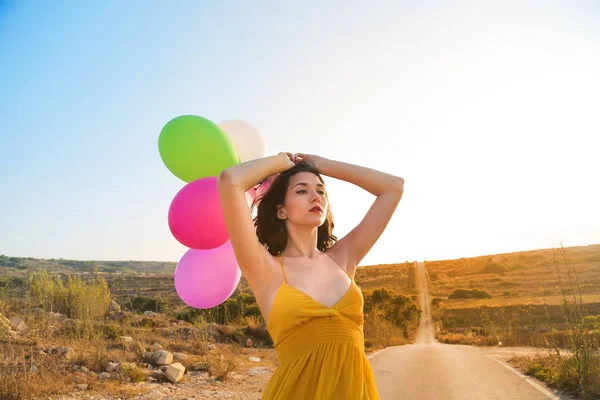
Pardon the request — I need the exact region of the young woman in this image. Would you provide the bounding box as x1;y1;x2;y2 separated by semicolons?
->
217;152;404;399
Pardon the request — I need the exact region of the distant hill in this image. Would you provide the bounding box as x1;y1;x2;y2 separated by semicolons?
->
0;254;177;276
2;244;599;307
425;243;600;306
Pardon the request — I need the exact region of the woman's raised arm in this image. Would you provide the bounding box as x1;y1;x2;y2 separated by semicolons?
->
217;153;294;279
295;153;405;269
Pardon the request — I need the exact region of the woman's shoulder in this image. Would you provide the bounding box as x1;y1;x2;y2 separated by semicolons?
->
325;244;356;277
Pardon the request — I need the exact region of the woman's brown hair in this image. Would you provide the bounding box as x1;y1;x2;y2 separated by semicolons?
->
253;161;337;256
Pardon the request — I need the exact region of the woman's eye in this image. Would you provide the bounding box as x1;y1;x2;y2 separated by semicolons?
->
296;189;326;195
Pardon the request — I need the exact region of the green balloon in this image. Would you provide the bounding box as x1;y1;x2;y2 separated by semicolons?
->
158;115;239;182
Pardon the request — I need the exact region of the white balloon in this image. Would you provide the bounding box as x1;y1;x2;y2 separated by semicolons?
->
219;120;266;163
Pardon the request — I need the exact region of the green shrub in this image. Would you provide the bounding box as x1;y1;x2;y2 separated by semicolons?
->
431;297;443;307
133;318;163;328
28;271;111;320
448;289;492;299
243;305;261;318
481;263;505;274
102;324;122;340
130;296;167;313
120;364;146;383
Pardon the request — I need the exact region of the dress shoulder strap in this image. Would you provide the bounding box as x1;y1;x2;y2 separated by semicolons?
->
325;251;352;280
279;253;288;283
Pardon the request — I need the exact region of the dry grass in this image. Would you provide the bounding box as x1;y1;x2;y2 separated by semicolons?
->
442;294;600;308
428;244;600;346
0;302;278;399
509;353;600;399
426;244;600;300
1;244;598;398
431;243;600;399
363;317;413;349
0;338;152;399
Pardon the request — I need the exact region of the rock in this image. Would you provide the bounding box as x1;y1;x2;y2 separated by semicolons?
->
207;323;220;339
120;335;134;343
228;371;243;381
143;311;156;317
207;344;216;350
149;370;166;381
165;363;185;383
47;312;75;325
173;352;187;363
249;366;270;376
152;342;163;350
10;316;28;333
99;372;111;380
77;383;88;391
33;347;47;357
108;300;121;313
59;347;75;359
248;356;261;362
80;366;89;373
118;336;140;352
48;311;66;322
105;362;120;372
145;350;173;365
245;338;253;347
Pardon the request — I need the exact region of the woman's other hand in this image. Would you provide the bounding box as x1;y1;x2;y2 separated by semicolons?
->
292;153;324;169
279;152;296;168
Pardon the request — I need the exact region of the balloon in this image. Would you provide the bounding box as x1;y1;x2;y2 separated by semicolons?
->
168;177;228;250
218;120;266;163
174;242;241;309
159;115;239;182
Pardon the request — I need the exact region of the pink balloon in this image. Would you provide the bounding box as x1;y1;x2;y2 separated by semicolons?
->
174;242;241;309
168;177;228;250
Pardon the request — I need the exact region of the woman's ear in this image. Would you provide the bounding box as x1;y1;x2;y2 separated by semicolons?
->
276;205;287;220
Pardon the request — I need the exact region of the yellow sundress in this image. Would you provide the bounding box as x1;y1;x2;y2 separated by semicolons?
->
262;253;380;399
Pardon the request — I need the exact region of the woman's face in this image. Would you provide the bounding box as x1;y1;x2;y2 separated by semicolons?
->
278;172;328;226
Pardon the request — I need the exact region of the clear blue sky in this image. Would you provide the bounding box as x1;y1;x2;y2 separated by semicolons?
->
1;1;599;265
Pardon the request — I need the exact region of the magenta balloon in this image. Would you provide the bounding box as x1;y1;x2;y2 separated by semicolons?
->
174;242;241;309
168;177;228;250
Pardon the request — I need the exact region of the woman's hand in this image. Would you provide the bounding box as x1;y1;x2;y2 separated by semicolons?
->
292;153;325;170
278;152;296;168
